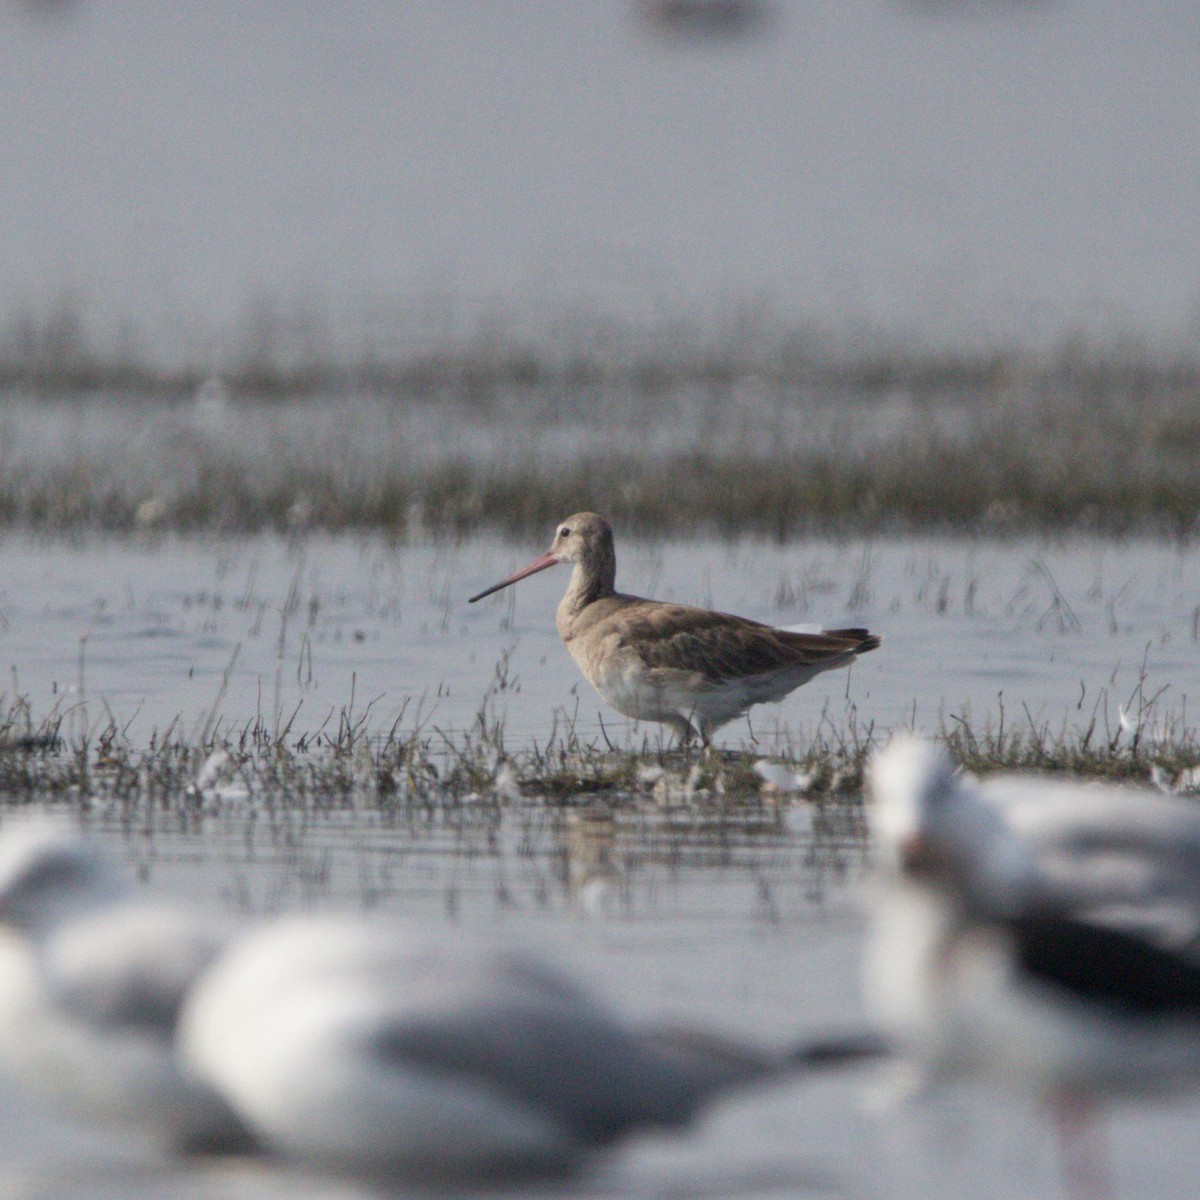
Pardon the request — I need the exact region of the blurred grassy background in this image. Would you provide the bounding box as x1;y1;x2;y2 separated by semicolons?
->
0;298;1196;538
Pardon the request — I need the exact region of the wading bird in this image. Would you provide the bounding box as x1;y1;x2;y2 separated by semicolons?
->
863;735;1200;1200
469;513;879;745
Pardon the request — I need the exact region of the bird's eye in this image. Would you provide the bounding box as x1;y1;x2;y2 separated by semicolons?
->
560;527;571;538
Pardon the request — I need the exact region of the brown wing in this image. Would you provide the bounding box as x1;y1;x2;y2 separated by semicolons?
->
613;604;878;687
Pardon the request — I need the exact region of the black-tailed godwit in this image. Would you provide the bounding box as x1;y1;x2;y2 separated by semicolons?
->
469;512;880;745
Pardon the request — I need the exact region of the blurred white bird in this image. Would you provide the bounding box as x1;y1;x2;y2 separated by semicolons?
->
863;735;1200;1200
0;817;251;1153
179;912;882;1181
0;816;881;1181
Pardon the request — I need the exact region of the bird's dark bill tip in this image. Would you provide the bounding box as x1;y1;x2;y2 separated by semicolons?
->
467;550;560;604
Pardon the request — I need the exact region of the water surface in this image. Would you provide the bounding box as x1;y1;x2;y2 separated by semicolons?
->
0;532;1192;747
0;532;1197;1199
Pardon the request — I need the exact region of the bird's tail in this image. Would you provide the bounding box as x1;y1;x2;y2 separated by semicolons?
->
825;628;881;653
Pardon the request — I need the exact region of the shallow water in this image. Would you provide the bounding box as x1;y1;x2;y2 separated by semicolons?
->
0;532;1197;1199
0;531;1194;747
4;797;1200;1200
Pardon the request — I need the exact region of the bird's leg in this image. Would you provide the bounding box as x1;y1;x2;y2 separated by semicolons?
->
664;716;696;755
684;708;710;755
1051;1092;1115;1200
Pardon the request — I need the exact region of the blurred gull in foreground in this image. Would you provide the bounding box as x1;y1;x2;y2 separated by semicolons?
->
0;817;250;1153
0;817;881;1182
179;913;882;1182
863;735;1200;1200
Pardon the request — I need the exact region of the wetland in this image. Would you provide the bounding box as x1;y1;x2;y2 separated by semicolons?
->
0;526;1195;1198
0;373;1195;1199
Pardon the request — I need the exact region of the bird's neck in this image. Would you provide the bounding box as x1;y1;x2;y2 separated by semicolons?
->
558;556;616;624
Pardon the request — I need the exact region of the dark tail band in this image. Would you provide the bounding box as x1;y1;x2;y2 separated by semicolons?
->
826;628;882;654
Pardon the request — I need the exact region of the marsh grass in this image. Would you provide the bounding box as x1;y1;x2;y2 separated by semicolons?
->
0;674;1195;817
0;304;1197;537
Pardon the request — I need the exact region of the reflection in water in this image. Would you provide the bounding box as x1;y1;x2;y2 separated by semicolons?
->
562;804;621;916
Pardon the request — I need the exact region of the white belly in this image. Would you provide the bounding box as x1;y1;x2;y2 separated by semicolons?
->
574;645;806;735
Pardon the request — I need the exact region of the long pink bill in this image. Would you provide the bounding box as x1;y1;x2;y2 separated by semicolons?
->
468;551;559;603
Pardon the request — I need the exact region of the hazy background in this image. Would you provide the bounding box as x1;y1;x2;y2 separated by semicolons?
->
4;0;1200;367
